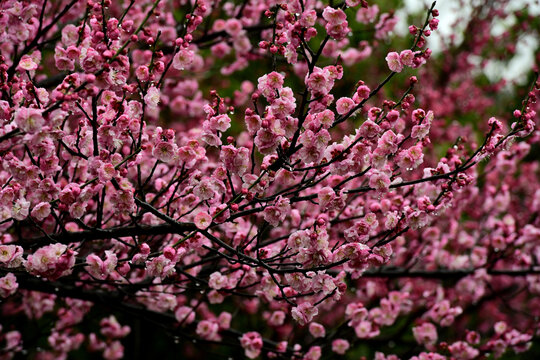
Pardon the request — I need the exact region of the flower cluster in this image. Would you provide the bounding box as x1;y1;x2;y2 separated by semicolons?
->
0;0;538;359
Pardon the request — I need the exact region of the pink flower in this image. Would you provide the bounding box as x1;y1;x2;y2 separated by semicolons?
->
173;48;194;70
369;170;391;192
358;119;381;138
318;187;336;210
135;65;150;81
208;114;231;132
0;245;24;268
14;107;45;133
18;55;38;71
356;85;371;99
413;322;438;346
31;202;51;221
304;346;322;360
220;145;250;176
322;7;347;24
144;86;161;109
102;340;124;360
11;198;30;221
316;109;335;128
196;320;220;341
194;211;212;229
175;306;196;324
225;19;243;37
209;271;227;290
354;320;377;338
240;332;263;359
263;197;290;226
356;5;379;23
100;315;131;338
153;142;178;163
400;49;415;66
336;97;355;115
332;339;350;355
86;251;118;280
0;273;18;298
81;47;103;72
291;302;318;326
385;51;403;73
309;322;326;338
193;178;216;200
69;202;87;219
268;311;286;326
306;67;333;95
300;10;317;27
448;341;479;360
145;255;176;278
325;21;351;40
98;163;117;182
254;128;279;154
25;244;77;280
377;130;400;155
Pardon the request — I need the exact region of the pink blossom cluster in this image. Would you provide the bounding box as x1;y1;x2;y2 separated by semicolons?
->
0;0;539;359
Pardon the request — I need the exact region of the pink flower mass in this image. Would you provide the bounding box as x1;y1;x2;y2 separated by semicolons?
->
0;0;539;359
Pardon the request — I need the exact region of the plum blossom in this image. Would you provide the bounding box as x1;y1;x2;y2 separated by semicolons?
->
144;86;161;109
208;271;228;290
0;245;24;268
0;273;18;298
173;48;194;70
86;251;118;280
413;323;438;346
31;202;51;221
385;51;403;72
194;211;212;229
14;107;45;133
240;332;263;359
25;244;77;280
291;302;319;326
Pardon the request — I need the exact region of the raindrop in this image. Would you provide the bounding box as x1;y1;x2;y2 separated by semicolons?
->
199;290;204;294
174;336;180;344
54;287;59;292
192;339;197;344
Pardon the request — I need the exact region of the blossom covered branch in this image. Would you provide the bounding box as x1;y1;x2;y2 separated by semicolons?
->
0;0;539;359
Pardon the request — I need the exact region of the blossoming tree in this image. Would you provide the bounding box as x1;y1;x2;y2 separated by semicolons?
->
0;0;539;359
